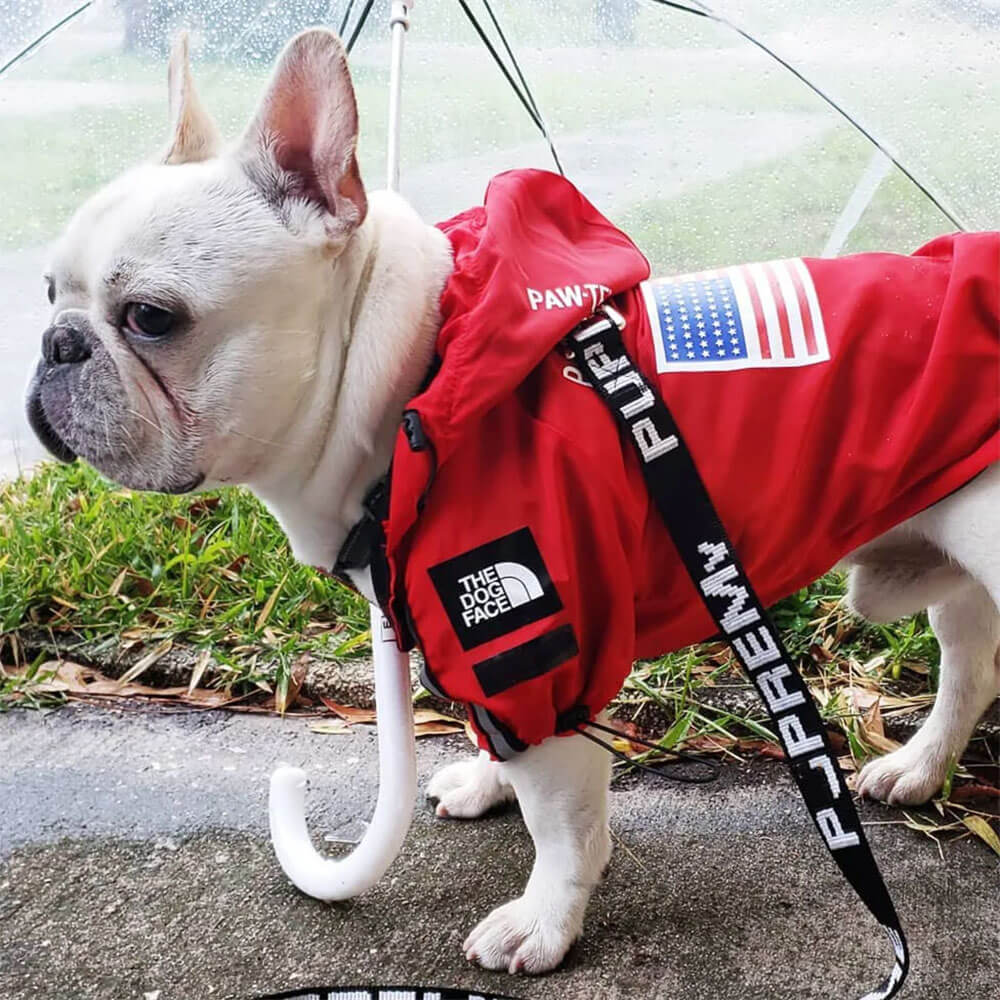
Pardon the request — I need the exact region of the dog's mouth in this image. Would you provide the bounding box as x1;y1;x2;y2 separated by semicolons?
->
163;472;205;495
25;375;205;494
26;383;78;464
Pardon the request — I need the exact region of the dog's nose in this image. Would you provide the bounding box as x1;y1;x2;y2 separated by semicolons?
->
42;323;91;366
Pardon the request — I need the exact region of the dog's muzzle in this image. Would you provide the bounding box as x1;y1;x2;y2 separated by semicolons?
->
25;370;77;464
23;320;96;464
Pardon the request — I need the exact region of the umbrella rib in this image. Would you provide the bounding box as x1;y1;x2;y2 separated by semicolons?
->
477;0;564;175
647;0;968;231
345;0;376;53
0;0;965;232
455;0;542;129
0;1;95;81
456;0;566;176
339;0;359;39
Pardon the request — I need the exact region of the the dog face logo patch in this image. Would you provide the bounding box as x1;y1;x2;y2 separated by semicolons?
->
641;260;829;373
428;527;562;650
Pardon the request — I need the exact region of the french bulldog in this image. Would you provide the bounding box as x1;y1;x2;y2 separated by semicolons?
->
24;28;1000;975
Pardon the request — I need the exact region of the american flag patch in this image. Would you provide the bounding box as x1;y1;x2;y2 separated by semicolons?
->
641;259;829;373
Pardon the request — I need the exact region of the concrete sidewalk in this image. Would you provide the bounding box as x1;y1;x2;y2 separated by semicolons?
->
0;704;997;1000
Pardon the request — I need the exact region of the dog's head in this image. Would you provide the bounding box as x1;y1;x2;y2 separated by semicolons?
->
25;29;367;493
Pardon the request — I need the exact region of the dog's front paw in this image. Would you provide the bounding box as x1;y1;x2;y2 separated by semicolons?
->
426;754;515;819
855;743;947;805
463;896;579;974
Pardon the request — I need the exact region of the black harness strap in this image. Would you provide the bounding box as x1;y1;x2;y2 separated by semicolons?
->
566;306;909;1000
333;474;390;603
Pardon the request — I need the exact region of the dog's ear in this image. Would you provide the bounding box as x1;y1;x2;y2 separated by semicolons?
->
240;28;367;251
164;32;221;165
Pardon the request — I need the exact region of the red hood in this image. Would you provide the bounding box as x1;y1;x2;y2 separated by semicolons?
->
384;170;651;560
414;169;650;461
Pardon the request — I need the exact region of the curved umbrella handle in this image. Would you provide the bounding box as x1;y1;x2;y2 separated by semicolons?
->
268;604;416;900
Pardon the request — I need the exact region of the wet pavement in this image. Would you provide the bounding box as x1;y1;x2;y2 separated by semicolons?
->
1;703;997;1000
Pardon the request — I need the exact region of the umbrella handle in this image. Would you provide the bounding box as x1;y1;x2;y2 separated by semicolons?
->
268;604;417;900
268;0;418;903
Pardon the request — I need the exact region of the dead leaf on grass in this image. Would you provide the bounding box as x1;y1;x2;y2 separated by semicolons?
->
255;573;288;632
188;496;221;516
187;649;212;694
845;686;905;757
116;638;173;686
5;660;234;709
319;697;376;724
961;815;1000;857
275;656;308;715
309;719;353;735
129;575;156;598
415;720;465;737
413;708;462;727
949;783;1000;803
310;703;463;738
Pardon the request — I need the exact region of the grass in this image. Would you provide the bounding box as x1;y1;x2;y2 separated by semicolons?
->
617;572;941;750
0;460;942;745
619;125;952;272
0;461;368;697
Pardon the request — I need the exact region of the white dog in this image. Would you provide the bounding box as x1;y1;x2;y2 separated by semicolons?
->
25;29;999;975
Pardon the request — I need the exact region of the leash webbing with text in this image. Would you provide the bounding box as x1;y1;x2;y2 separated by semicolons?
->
566;305;909;1000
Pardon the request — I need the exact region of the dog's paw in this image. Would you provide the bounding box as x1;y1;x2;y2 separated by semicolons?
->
463;896;578;974
855;744;947;805
426;756;514;819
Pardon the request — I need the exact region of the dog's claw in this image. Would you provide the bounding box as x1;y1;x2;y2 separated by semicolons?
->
463;896;577;974
426;757;514;819
855;743;947;805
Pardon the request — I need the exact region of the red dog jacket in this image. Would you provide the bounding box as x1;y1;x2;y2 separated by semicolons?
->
379;169;999;759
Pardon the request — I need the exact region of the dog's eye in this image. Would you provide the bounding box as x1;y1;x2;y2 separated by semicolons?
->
124;302;175;339
45;278;55;305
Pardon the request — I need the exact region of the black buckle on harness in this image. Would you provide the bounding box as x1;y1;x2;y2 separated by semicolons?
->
333;475;390;575
562;302;626;354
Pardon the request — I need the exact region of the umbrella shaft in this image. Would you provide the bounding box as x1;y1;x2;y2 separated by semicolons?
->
386;1;412;193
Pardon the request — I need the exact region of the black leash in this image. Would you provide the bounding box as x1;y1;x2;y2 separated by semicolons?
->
565;305;909;1000
575;717;719;784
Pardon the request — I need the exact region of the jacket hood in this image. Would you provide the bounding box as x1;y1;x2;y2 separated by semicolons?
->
411;169;651;462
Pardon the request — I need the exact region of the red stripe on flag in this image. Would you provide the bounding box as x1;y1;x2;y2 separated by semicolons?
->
788;261;818;355
764;263;794;358
741;267;771;359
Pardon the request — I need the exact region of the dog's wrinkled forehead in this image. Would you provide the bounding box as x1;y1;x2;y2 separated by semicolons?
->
50;158;304;314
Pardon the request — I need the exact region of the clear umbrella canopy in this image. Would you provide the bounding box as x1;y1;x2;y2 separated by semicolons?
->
2;0;998;474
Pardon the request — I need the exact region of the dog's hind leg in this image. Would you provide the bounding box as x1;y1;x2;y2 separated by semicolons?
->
845;540;967;623
426;751;516;818
462;728;612;974
856;464;1000;805
855;580;1000;804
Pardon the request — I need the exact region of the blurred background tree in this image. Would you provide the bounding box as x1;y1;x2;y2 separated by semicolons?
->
595;0;639;43
118;0;335;57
